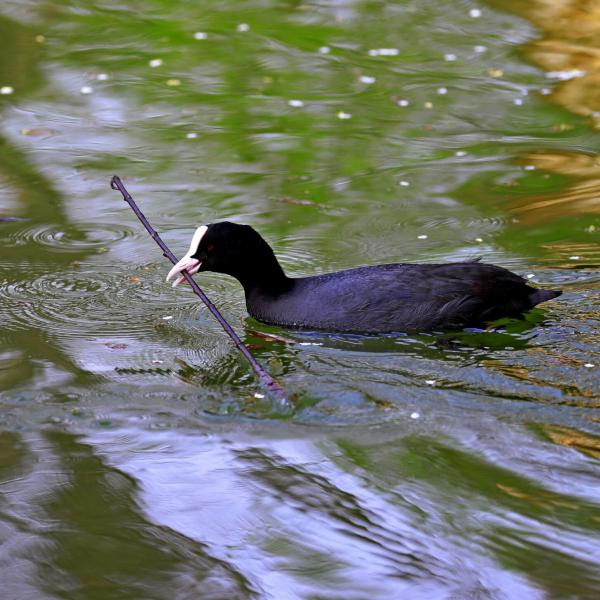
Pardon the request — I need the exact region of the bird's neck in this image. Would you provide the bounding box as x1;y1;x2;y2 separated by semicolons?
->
231;254;294;298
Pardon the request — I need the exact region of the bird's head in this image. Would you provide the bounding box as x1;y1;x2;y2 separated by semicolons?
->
166;221;278;287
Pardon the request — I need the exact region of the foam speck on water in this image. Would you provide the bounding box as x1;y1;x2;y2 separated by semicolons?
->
288;99;304;108
149;58;163;68
546;69;586;81
469;8;482;18
194;32;207;40
80;86;93;95
237;23;250;32
368;48;399;57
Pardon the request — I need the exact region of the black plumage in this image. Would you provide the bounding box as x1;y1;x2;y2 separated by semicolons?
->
167;222;561;334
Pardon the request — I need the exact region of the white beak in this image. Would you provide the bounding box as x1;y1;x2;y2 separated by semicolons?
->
166;256;202;287
165;225;207;287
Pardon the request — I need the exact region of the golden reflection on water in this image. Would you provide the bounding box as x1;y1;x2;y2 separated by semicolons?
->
496;1;600;226
542;424;600;460
513;151;600;224
520;0;600;121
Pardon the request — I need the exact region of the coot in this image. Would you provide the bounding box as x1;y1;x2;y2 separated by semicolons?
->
166;222;561;333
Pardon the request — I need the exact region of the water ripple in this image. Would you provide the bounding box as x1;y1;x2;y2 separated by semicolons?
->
2;223;134;252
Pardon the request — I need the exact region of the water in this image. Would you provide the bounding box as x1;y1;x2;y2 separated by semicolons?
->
1;1;599;598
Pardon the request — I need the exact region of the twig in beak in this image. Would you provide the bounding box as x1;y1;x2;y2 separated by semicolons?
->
110;175;290;406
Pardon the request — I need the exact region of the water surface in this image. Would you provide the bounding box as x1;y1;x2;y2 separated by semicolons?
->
1;1;599;598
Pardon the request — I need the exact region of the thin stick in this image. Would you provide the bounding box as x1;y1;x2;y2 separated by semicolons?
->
110;175;289;404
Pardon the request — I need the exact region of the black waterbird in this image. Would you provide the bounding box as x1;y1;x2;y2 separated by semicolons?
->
166;222;561;334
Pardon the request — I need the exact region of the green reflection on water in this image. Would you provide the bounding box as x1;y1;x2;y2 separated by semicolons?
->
0;0;599;597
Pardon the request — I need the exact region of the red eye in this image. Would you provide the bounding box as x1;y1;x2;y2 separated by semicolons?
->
207;244;214;252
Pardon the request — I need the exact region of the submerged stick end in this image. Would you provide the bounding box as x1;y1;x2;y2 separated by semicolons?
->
110;175;121;191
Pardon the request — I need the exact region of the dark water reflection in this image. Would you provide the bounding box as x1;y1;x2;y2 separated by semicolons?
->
1;0;600;597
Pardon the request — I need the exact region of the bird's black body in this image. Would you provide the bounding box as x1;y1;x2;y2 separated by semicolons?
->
171;222;561;334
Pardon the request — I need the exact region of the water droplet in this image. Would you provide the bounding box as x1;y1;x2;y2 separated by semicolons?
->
425;379;436;385
437;87;448;95
523;165;535;171
318;46;330;54
527;273;535;279
194;32;207;40
397;99;409;107
569;255;580;260
254;392;265;399
236;23;250;32
474;45;487;53
410;412;420;419
488;68;504;78
288;99;304;107
399;180;410;187
0;86;14;95
186;132;197;139
469;8;482;18
166;78;181;86
475;237;483;243
455;151;467;157
149;58;163;68
360;75;376;84
444;53;457;62
80;86;93;95
418;234;428;239
424;101;433;109
540;88;551;95
337;111;352;120
584;363;595;368
162;315;174;320
35;34;46;43
513;98;523;106
97;73;109;81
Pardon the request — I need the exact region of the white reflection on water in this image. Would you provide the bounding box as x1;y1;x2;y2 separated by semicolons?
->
86;427;541;599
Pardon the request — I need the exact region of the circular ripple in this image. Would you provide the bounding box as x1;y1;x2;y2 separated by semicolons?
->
0;263;247;341
4;223;134;252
